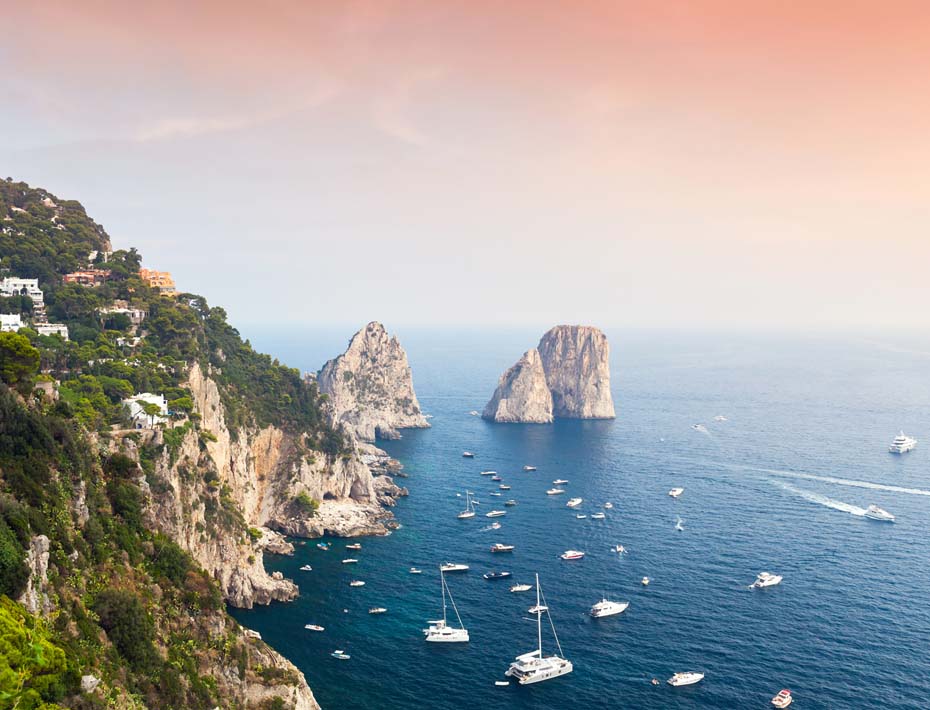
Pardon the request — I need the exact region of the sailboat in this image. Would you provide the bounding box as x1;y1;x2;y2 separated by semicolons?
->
504;573;573;684
457;491;476;519
424;568;470;643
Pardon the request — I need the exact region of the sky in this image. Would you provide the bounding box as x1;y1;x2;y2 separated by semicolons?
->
2;0;929;330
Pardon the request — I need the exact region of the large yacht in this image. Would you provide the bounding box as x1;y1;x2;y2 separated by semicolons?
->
667;672;704;686
889;432;917;454
750;572;783;589
439;562;469;573
505;573;573;685
566;497;583;508
864;505;895;522
589;598;629;618
424;569;469;643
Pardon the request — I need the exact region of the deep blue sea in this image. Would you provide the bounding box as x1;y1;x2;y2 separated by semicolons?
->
231;328;930;709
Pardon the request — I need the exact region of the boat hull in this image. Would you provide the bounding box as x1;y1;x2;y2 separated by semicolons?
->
506;660;573;684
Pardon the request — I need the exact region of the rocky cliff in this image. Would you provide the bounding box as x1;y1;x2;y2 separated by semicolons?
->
318;321;430;441
482;349;554;423
483;325;615;422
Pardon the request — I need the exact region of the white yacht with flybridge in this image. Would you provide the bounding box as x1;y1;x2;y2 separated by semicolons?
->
504;573;573;684
889;432;916;453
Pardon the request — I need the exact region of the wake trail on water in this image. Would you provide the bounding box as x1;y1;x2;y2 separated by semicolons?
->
772;481;867;516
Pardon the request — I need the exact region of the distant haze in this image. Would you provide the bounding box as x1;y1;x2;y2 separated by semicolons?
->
2;1;929;329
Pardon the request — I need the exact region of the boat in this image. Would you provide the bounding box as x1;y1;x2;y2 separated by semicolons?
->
483;571;512;580
589;598;630;618
510;583;533;592
458;490;477;519
575;514;587;519
495;681;510;686
750;572;783;589
499;484;511;490
490;492;502;497
316;543;330;550
714;415;728;422
667;672;704;686
304;624;324;631
342;558;359;564
424;568;469;642
505;573;573;685
504;499;517;506
546;488;566;495
552;479;569;485
675;517;685;532
409;567;422;574
560;550;584;560
668;488;684;498
491;475;503;482
889;431;917;454
864;504;895;522
523;465;537;471
468;410;479;416
439;562;469;573
299;564;313;571
591;512;605;520
771;689;793;708
613;544;626;554
480;470;497;476
346;543;362;550
566;498;583;508
486;510;506;518
641;576;650;586
463;451;475;458
368;607;387;615
489;522;502;530
330;650;351;660
527;604;548;614
490;543;515;553
604;502;613;509
349;580;365;587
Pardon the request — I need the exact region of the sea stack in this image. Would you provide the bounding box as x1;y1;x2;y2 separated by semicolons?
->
483;325;615;423
318;321;429;441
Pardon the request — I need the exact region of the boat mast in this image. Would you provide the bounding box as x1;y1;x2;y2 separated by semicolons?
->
536;573;542;657
447;577;466;631
440;568;447;625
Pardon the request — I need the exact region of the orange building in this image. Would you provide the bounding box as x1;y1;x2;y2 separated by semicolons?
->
139;268;177;295
63;268;110;286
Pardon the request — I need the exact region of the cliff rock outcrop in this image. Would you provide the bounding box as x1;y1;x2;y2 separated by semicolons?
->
482;349;554;423
483;325;615;422
318;321;429;441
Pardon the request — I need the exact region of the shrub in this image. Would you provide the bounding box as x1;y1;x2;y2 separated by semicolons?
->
93;590;157;671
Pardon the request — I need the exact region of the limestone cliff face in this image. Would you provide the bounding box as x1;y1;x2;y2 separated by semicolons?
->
318;321;429;441
482;349;553;423
483;325;615;422
538;325;615;419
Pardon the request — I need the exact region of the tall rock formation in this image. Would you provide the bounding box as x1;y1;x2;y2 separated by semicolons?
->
318;321;430;441
483;325;615;422
538;325;615;419
482;349;554;423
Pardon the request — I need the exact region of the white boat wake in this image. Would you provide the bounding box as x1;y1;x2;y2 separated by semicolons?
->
756;466;930;497
773;482;867;516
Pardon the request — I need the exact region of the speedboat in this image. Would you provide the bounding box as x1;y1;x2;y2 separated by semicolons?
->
523;465;537;471
463;452;475;458
566;498;583;508
495;681;509;686
604;502;613;509
316;543;330;550
589;599;630;618
546;488;566;495
342;558;359;564
486;510;506;518
480;470;497;476
304;624;324;631
552;479;568;485
468;410;479;416
368;607;387;614
560;550;584;560
440;562;469;573
750;572;783;589
504;499;517;506
409;567;422;574
668;488;684;498
864;505;895;522
771;689;793;708
889;431;917;454
490;492;502;497
613;544;626;554
575;514;587;519
641;576;650;586
499;484;511;490
491;543;515;553
346;543;362;550
483;571;512;580
424;568;469;643
527;604;548;614
349;580;365;587
489;522;502;530
299;564;313;571
331;650;351;660
591;512;605;520
491;475;503;482
510;583;532;592
667;672;704;686
505;573;573;685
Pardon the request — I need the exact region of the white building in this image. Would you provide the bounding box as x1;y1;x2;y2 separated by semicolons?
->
35;323;69;340
0;313;23;332
122;393;169;429
98;306;146;326
0;277;44;307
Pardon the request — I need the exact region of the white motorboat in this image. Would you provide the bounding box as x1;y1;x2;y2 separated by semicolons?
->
491;475;503;482
331;650;351;660
603;502;613;509
864;505;895;522
491;543;515;553
495;681;509;686
368;607;387;614
575;514;587;519
440;562;469;573
499;484;511;490
668;672;704;686
668;488;684;498
304;624;324;631
480;470;497;476
342;558;359;564
889;431;917;454
713;415;728;422
299;564;312;571
523;465;537;471
346;543;362;550
589;598;629;618
483;571;512;580
771;689;793;708
560;550;584;560
505;573;573;685
613;544;626;554
486;510;506;518
468;410;479;416
458;491;476;519
409;567;422;574
462;451;475;458
505;499;517;506
424;569;469;643
489;522;501;530
490;492;502;497
591;512;605;520
349;580;365;587
552;479;569;485
546;488;566;495
641;576;650;586
566;498;583;508
750;572;783;589
510;583;533;593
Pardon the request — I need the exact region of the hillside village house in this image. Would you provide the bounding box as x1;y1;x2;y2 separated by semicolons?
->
139;269;177;296
0;277;44;306
0;313;23;332
122;393;169;428
34;323;69;340
99;303;146;326
63;268;111;286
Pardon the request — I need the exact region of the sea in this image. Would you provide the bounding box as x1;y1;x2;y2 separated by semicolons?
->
231;327;930;709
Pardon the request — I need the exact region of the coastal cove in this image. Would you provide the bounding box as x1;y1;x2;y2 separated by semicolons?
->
234;328;930;709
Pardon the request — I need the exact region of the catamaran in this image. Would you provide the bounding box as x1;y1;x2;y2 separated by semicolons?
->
505;573;573;684
424;569;469;642
457;491;476;519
